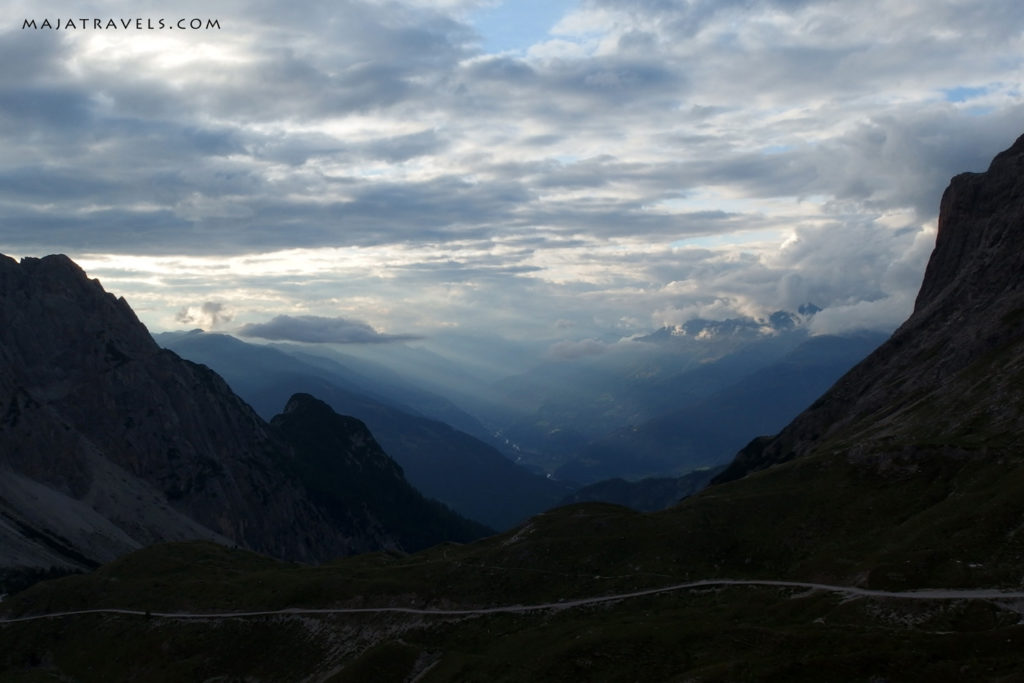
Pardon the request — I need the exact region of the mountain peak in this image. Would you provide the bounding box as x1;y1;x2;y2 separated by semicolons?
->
638;307;817;344
0;253;426;569
281;392;330;415
272;393;381;462
913;132;1024;315
715;132;1024;482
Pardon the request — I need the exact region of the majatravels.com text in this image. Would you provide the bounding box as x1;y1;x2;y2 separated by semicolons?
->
23;18;221;30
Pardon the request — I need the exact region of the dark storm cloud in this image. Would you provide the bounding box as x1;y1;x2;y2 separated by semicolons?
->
0;167;120;202
6;102;1015;256
238;314;421;344
242;175;535;246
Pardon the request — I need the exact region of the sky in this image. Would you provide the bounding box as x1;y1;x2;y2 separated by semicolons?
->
1;0;1022;357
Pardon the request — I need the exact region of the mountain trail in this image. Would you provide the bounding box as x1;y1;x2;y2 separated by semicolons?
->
4;578;1024;624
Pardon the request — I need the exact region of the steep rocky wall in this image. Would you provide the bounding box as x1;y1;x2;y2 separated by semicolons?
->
0;255;373;567
716;133;1024;482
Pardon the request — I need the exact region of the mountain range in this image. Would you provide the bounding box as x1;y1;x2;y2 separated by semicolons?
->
156;306;881;496
0;255;487;590
490;318;883;482
557;331;887;482
3;133;1024;680
156;330;571;530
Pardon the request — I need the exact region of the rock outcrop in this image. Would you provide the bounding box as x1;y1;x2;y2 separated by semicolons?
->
272;393;491;552
0;255;484;575
716;134;1024;482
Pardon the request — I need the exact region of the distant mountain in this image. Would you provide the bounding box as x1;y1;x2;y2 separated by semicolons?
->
557;465;725;512
159;331;496;443
0;255;489;589
158;331;571;530
275;345;495;442
635;305;820;342
558;331;887;483
494;327;811;473
277;333;539;433
7;136;1024;683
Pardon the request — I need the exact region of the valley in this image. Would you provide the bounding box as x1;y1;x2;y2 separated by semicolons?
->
2;131;1024;680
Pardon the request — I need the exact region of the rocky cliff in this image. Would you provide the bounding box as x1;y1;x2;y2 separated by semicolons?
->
272;393;491;551
717;133;1024;482
0;255;482;575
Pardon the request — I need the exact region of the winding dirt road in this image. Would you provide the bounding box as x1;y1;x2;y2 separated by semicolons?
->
3;579;1024;624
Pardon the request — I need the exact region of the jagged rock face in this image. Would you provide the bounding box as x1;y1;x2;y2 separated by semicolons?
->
272;393;491;552
274;393;407;483
916;141;1024;313
0;255;369;567
717;133;1024;482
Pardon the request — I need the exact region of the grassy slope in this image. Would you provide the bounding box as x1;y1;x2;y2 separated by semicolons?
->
3;341;1024;681
4;437;1024;683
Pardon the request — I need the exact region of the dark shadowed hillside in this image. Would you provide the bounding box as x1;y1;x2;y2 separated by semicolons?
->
160;332;571;530
717;132;1024;483
557;465;725;511
271;394;491;550
0;255;490;589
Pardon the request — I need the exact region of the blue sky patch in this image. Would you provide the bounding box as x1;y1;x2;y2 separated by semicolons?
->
471;0;579;54
943;85;989;102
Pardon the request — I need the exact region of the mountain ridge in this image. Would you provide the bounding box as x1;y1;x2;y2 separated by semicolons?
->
715;132;1024;483
0;254;489;580
559;331;886;483
6;135;1024;683
270;392;492;551
5;134;1024;681
158;330;571;530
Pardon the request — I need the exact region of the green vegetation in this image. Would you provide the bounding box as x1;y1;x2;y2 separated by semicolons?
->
5;437;1024;682
5;339;1024;681
4;563;1024;682
0;567;83;598
5;292;1024;681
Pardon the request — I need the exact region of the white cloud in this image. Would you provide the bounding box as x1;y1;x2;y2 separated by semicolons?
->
0;0;1021;356
237;314;421;344
175;301;233;329
808;294;916;336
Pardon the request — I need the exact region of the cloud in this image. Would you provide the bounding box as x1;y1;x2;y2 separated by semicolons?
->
545;338;610;360
237;314;422;344
0;0;1021;352
175;301;234;329
807;294;916;336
